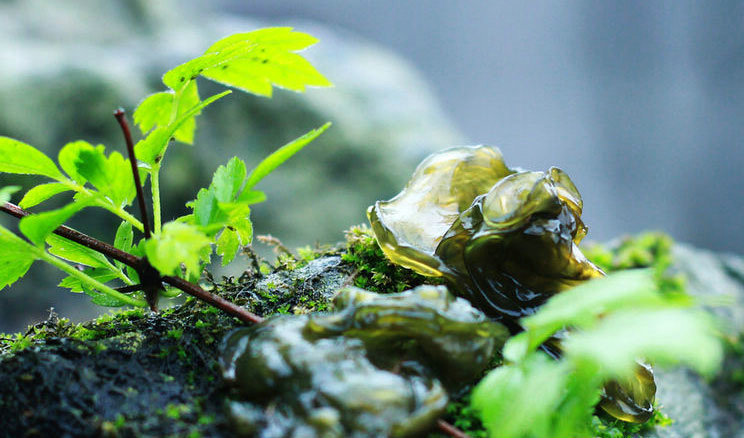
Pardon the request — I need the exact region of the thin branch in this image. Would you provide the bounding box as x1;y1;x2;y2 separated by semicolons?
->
114;108;151;239
163;275;264;325
1;201;263;325
436;419;471;438
1;202;139;268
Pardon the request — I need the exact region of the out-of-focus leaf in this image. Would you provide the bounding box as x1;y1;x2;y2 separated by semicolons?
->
144;222;212;277
245;122;330;190
0;137;63;179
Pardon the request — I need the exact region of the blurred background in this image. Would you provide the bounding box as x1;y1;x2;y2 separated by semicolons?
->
1;0;742;332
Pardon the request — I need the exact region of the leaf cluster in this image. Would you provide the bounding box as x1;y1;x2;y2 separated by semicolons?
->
470;269;723;438
0;27;331;308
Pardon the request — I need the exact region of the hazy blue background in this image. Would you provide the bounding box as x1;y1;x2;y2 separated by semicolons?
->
222;0;744;253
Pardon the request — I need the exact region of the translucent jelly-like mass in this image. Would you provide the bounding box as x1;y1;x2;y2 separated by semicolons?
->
220;286;508;437
368;145;656;422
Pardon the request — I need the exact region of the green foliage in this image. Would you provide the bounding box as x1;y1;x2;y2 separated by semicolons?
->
470;270;722;438
0;27;331;308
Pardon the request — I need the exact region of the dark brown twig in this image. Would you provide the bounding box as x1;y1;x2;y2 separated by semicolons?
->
1;202;139;268
114;108;151;240
436;419;471;438
1;201;264;325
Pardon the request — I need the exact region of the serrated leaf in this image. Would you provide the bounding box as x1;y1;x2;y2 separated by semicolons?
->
144;222;212;277
58;268;119;293
134;91;230;165
113;221;134;271
58;140;93;185
163;27;331;96
216;227;240;266
174;80;200;144
82;283;128;307
245;122;330;190
212;157;246;203
19;183;71;209
133;92;173;134
134;80;201;144
75;146;137;208
0;185;20;204
0;227;37;290
19;201;89;246
0;137;63;179
219;202;253;243
46;234;109;268
190;187;220;228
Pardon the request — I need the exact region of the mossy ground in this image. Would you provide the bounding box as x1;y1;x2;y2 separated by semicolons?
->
0;229;681;437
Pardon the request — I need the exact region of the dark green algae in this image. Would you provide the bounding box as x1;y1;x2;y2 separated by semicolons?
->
367;145;657;424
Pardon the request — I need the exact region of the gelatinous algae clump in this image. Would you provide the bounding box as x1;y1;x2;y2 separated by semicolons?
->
367;145;656;422
220;285;508;437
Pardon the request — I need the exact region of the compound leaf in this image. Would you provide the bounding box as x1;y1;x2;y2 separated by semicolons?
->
163;27;331;96
0;137;63;179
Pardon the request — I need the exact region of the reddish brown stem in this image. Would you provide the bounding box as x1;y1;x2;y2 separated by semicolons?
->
1;202;139;268
114;108;151;240
436;419;471;438
163;275;264;325
1;201;263;325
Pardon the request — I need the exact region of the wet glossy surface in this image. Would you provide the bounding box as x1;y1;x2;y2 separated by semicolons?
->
368;145;656;422
220;285;508;437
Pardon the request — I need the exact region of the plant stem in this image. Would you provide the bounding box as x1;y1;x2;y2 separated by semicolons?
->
1;202;140;268
436;419;471;438
1;201;264;325
150;163;162;234
36;249;147;308
163;275;264;325
114;109;152;239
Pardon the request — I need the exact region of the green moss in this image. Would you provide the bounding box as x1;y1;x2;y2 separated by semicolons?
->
167;329;184;340
343;225;442;293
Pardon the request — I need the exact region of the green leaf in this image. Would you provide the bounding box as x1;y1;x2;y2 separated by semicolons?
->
0;185;20;204
134;91;231;165
58;140;93;185
144;222;212;277
163;27;332;95
134;80;201;144
83;284;128;307
245;122;331;190
59;268;118;293
18;183;71;209
563;308;723;379
133;92;173;134
113;221;134;270
0;226;37;290
212;157;246;202
19;201;89;246
0;137;63;179
219;202;253;243
472;354;572;438
216;227;240;266
46;234;109;268
75;145;138;208
236;189;266;204
518;270;667;354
